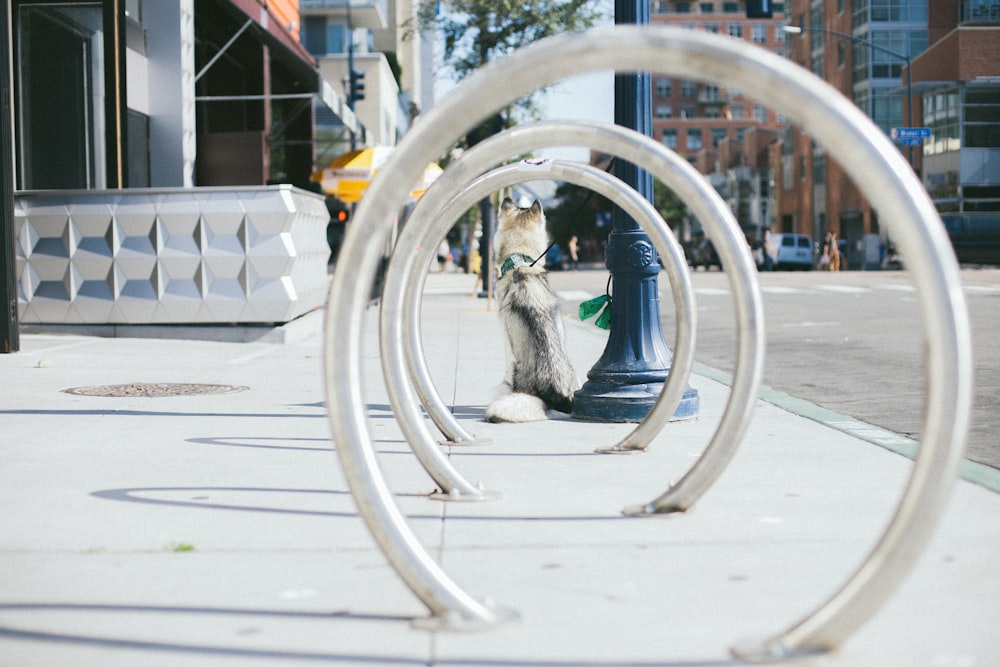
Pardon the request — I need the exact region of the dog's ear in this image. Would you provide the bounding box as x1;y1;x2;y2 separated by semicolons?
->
530;199;543;216
500;197;517;215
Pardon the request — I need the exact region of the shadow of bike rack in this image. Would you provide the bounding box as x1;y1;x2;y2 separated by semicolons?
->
323;25;972;662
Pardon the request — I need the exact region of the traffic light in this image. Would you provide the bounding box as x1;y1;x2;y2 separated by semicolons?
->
349;69;365;105
746;0;772;18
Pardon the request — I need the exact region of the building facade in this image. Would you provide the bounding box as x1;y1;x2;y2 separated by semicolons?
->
779;0;929;267
6;0;370;325
912;0;1000;263
651;1;789;161
11;0;369;191
649;1;788;245
777;0;999;267
300;0;431;163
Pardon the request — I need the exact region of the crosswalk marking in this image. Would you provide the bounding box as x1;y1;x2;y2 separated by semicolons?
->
557;290;597;301
567;283;996;302
815;284;871;294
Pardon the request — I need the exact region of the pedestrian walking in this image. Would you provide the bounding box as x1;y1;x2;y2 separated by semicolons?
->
829;231;841;271
820;232;833;270
568;235;580;271
761;229;775;271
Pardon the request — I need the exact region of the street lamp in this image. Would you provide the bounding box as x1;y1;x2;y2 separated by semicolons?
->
783;24;913;165
572;0;699;422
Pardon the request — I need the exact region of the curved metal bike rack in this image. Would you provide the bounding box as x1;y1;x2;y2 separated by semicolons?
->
324;26;972;659
380;156;695;501
381;121;763;510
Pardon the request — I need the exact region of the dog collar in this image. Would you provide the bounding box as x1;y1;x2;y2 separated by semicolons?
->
498;253;535;278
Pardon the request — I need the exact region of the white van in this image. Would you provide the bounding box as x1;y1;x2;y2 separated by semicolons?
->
768;233;814;270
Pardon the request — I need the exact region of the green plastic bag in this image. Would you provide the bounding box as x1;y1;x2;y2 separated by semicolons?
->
579;294;611;330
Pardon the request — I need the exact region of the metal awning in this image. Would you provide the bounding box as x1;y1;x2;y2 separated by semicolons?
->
194;0;367;142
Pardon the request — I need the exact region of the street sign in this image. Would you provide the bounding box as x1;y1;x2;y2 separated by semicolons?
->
891;127;932;140
901;138;923;146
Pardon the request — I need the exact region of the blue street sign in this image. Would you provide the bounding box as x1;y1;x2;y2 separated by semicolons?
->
901;138;923;146
891;127;932;140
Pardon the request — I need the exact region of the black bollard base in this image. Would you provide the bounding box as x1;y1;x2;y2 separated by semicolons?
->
572;380;699;423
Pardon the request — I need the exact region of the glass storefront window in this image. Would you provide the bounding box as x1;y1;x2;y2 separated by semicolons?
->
17;3;105;189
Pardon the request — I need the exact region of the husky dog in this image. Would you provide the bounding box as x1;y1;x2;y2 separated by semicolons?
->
484;198;579;423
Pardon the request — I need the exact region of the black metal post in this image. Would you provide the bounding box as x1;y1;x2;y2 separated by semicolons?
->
1;1;18;353
572;0;698;421
478;197;493;298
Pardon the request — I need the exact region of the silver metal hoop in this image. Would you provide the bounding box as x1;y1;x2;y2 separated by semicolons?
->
383;120;763;512
324;26;972;658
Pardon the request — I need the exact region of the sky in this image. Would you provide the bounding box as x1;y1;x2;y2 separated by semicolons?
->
430;0;616;165
432;69;615;163
534;70;615;163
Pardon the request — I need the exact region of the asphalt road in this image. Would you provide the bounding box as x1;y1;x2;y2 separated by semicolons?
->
547;265;1000;471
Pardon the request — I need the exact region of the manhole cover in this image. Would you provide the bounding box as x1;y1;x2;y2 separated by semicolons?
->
63;383;248;398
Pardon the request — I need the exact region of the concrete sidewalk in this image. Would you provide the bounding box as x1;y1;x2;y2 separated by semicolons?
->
1;271;998;666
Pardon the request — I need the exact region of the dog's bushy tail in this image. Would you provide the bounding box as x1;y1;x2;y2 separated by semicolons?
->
484;392;549;423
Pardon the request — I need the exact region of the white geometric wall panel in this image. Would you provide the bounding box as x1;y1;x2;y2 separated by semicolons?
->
15;186;330;324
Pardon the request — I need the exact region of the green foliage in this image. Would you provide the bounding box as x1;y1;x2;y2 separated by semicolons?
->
409;1;602;81
545;173;689;260
406;1;604;146
653;180;687;226
545;178;610;249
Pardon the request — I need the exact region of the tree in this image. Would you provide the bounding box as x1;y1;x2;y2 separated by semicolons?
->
545;157;690;264
407;0;603;144
406;1;604;286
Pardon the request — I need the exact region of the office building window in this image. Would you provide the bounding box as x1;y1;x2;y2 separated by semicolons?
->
662;129;678;149
813;151;826;183
964;85;1000;149
687;129;703;150
303;16;347;55
924;88;960;155
127;110;150;187
869;0;928;22
17;3;106;189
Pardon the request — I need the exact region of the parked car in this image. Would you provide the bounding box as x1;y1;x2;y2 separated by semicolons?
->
689;239;721;270
768;233;813;270
545;243;566;270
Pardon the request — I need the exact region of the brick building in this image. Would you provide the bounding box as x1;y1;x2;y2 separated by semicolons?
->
778;0;928;268
911;0;1000;263
649;1;789;246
